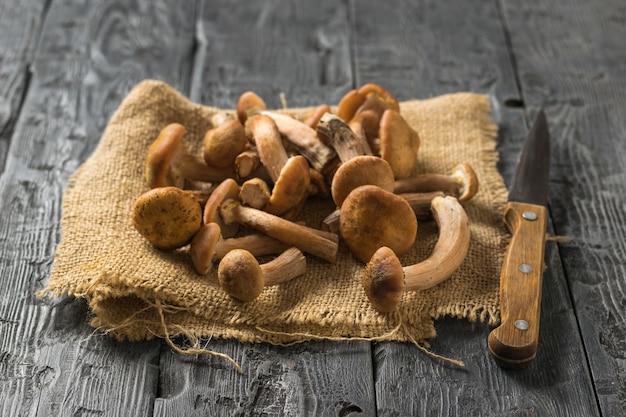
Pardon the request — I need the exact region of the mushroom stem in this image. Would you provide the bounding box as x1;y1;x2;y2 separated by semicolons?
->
220;199;338;263
393;163;479;203
218;247;306;302
260;110;336;172
245;114;288;182
403;196;470;290
363;196;470;312
317;112;372;162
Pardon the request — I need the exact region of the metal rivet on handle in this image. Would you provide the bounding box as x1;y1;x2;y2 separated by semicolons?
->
522;211;538;221
515;320;529;331
519;263;533;273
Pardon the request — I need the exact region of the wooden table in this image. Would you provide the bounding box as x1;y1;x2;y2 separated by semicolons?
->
1;0;624;415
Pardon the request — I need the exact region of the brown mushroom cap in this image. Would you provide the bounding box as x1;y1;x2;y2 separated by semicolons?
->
145;123;186;188
265;155;311;215
236;91;267;124
379;109;420;179
363;246;405;313
339;184;417;263
203;119;248;168
218;249;265;302
132;186;202;250
331;155;395;208
190;222;222;275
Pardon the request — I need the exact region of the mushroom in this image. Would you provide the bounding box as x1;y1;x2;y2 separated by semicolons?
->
348;110;380;155
245;114;311;216
132;186;203;250
218;247;306;302
203;118;248;169
303;104;332;129
322;190;444;234
219;199;339;263
145;123;235;189
202;178;241;238
331;155;395;208
190;222;289;275
234;149;262;180
362;195;470;313
239;177;271;209
378;109;420;179
393;162;479;203
339;185;417;263
236;91;267;124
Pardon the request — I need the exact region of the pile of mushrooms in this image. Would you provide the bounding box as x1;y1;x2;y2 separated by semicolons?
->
131;83;479;310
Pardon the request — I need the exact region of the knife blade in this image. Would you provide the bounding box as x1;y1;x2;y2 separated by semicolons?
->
488;110;550;369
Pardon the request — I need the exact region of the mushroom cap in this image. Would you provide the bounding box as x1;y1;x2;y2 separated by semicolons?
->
379;109;420;179
203;119;248;168
331;155;395;208
363;246;405;313
190;223;222;275
453;162;479;203
218;249;265;302
145;123;186;188
265;155;311;216
340;184;417;263
132;186;202;250
203;178;241;237
236;91;267;124
336;89;367;122
357;83;400;113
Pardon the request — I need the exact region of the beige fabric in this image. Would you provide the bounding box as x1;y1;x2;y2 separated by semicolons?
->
43;80;508;348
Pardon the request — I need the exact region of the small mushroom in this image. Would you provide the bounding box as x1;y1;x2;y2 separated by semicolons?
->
219;199;339;263
303;104;332;129
331;155;395;208
132;186;203;250
190;222;289;275
379;109;420;180
245;115;311;216
393;162;479;203
236;91;267;124
234;149;262;180
239;177;271;209
218;247;307;302
202;178;241;238
145;123;235;189
339;185;417;263
362;196;470;313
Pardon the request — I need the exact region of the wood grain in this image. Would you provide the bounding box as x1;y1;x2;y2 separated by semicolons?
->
502;0;626;414
0;0;197;415
0;0;47;174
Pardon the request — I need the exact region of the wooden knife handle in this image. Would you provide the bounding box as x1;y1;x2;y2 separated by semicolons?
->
488;201;548;368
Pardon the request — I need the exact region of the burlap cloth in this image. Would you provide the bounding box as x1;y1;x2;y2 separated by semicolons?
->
42;80;508;356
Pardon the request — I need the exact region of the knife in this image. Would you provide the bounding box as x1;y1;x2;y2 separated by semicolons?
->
488;110;550;369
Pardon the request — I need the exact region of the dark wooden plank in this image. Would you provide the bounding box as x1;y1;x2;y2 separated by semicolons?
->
501;0;626;415
154;341;373;416
351;0;599;415
0;0;198;415
153;1;377;415
0;0;48;174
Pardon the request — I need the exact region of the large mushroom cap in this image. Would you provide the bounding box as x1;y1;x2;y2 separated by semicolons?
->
331;155;395;208
218;249;265;302
379;109;420;180
132;186;202;250
363;246;405;313
340;184;417;263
